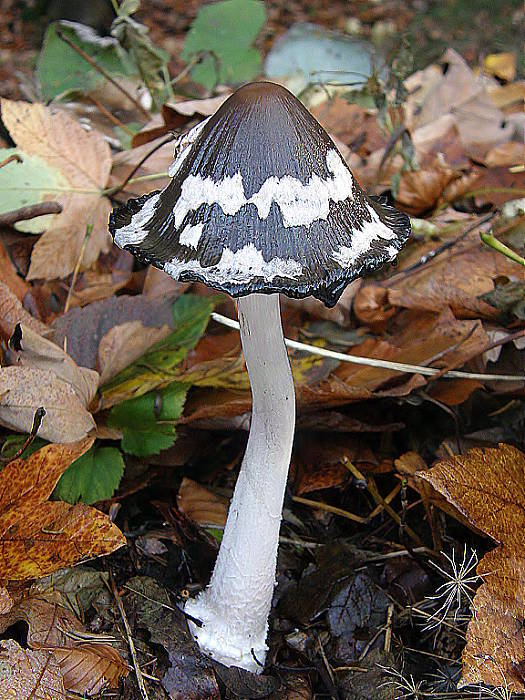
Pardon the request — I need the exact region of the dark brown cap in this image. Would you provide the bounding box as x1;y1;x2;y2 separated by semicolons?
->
110;81;410;307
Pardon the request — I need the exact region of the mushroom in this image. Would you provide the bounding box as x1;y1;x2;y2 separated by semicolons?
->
109;81;410;673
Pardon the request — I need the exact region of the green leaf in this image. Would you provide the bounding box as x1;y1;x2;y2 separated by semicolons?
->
0;435;47;462
37;21;134;101
100;294;215;405
0;149;69;233
54;446;125;504
481;281;525;320
108;383;189;456
182;0;266;90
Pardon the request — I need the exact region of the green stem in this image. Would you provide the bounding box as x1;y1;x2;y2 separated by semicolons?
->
480;231;525;266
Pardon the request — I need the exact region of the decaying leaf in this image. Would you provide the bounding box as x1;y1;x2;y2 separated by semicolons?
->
177;478;228;527
10;323;99;407
0;99;112;280
0;366;95;442
0;281;49;342
0;440;125;580
0;639;66;700
420;444;525;690
0;596;129;694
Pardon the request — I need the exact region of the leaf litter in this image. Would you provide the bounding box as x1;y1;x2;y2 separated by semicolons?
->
0;1;524;697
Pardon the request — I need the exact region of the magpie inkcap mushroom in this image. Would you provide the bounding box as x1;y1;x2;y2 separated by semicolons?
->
109;81;410;673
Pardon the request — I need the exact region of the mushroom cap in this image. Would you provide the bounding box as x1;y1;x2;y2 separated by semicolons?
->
110;81;410;307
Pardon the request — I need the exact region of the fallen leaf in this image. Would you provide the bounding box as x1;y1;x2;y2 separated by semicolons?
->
395;159;457;215
0;366;96;442
484;141;525;167
0;587;13;614
0;99;112;280
0;241;30;300
177;478;228;527
30;566;108;617
353;285;397;327
420;444;525;691
51;293;181;370
0;281;49;341
10;323;99;407
97;321;172;385
0;596;129;694
487;81;525;109
0;501;125;580
0;438;93;537
484;52;516;82
0;639;66;700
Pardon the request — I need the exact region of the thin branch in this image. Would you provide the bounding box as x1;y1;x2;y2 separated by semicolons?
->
0;407;45;463
56;29;150;119
0;201;62;226
108;572;149;700
105;135;174;198
0;153;22;169
87;95;135;136
64;224;92;314
211;312;525;382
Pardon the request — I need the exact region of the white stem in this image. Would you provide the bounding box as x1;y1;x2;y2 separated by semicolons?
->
185;294;295;672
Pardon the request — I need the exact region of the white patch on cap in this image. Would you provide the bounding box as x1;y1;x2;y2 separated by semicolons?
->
114;192;161;248
179;223;204;249
387;245;399;259
172;149;353;229
331;206;397;267
164;243;303;285
168;117;211;178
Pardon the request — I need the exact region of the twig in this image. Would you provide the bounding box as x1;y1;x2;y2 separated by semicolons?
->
480;230;525;266
87;95;135;136
106;134;174;198
0;201;62;226
109;572;149;700
64;224;92;314
292;494;368;523
56;29;150;120
0;153;22;169
384;603;394;652
211;312;525;382
0;407;45;463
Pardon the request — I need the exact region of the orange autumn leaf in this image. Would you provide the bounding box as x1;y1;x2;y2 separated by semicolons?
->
0;440;125;581
420;444;525;691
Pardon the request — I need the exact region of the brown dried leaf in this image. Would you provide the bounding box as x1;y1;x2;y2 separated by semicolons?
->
0;439;93;537
0;241;29;301
0;281;49;342
0;639;66;700
0;586;13;614
484;141;525;167
353;285;397;327
97;321;171;385
177;478;228;527
10;324;99;406
484;52;516;82
395;161;457;215
0;366;96;442
51;643;129;694
0;99;112;280
0;500;125;580
420;444;525;690
0;597;129;693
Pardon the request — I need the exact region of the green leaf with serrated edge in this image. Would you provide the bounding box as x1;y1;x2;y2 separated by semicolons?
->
108;383;189;456
99;294;215;406
0;149;69;233
36;21;134;101
54;446;124;504
182;0;266;90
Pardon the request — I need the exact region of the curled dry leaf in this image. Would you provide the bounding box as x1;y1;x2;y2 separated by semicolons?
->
420;444;525;691
395;160;457;215
353;285;397;327
0;596;129;694
10;323;99;407
0;281;49;342
0;99;112;280
0;639;66;700
177;477;228;527
0;366;96;442
97;320;171;385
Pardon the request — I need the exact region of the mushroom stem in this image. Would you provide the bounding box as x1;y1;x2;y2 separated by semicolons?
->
185;293;295;672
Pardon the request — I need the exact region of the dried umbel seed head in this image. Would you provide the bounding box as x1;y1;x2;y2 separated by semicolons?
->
110;81;410;308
